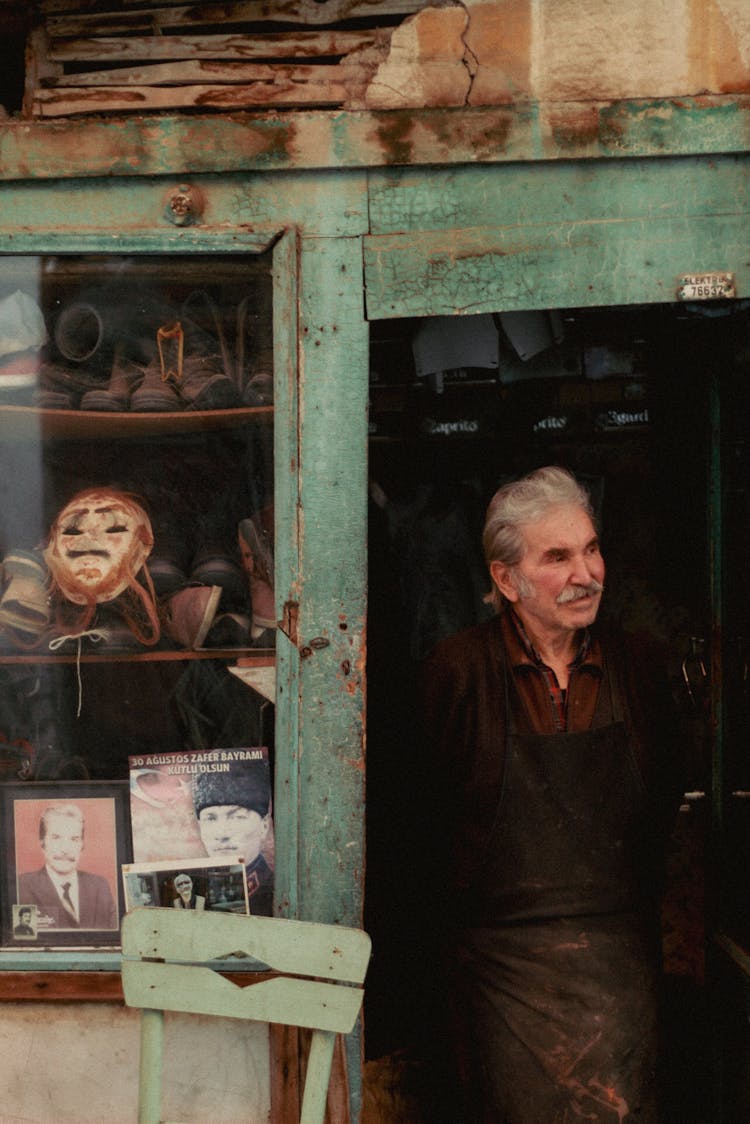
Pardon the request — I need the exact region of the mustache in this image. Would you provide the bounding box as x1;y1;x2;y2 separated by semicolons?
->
556;580;604;604
66;549;110;559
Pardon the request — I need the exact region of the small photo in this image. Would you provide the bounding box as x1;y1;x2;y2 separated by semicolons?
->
12;903;38;940
122;856;249;916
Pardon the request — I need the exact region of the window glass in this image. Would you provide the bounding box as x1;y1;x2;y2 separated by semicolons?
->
0;254;275;950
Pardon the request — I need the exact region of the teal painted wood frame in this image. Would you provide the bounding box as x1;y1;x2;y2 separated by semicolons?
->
0;172;370;947
364;155;750;317
2;123;750;1118
2;96;750;181
273;225;369;935
0;148;748;942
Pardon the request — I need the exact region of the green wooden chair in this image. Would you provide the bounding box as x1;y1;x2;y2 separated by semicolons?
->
121;907;371;1124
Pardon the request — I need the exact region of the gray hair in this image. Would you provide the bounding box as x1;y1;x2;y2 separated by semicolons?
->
483;466;595;609
39;803;84;843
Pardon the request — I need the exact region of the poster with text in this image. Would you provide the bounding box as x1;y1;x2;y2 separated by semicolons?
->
128;747;274;915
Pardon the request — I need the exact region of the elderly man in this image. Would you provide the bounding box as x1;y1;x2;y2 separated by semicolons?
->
421;465;680;1123
171;873;205;911
17;803;117;931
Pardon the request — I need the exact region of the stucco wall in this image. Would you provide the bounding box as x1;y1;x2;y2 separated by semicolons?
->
365;0;750;109
0;1003;269;1123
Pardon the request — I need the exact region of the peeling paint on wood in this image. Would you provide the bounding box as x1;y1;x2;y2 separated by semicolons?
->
3;97;750;181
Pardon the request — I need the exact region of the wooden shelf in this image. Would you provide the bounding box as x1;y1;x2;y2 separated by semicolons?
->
230;655;277;703
0;403;273;441
0;647;275;665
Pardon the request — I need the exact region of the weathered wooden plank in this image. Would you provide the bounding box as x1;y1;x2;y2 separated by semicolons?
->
23;26;62;119
45;0;418;36
3;99;750;180
32;80;354;115
122;907;370;981
0;170;369;239
49;60;373;87
363;212;750;319
296;234;367;928
0;971;123;1001
367;154;750;234
123;962;364;1031
271;229;302;924
48;29;384;63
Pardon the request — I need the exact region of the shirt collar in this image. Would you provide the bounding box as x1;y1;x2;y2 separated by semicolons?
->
45;867;79;892
503;607;602;673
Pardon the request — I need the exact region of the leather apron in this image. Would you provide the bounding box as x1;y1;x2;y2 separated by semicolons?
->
452;652;663;1123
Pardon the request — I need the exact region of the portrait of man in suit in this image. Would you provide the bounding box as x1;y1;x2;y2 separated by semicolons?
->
16;802;118;931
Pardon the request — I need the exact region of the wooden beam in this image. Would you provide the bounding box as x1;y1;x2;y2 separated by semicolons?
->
47;30;384;63
49;60;374;89
45;0;418;36
32;80;355;116
364;211;750;319
2;99;750;180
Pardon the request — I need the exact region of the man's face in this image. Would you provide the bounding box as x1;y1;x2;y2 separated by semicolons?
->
198;804;270;865
491;503;605;648
41;812;84;877
46;491;150;604
174;876;192;900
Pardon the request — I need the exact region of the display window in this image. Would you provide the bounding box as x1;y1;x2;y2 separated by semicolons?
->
0;253;276;962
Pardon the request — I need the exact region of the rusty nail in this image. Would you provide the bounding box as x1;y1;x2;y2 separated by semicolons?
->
165;183;204;227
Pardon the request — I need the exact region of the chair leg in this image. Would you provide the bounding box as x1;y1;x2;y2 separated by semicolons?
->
299;1029;337;1124
138;1008;165;1124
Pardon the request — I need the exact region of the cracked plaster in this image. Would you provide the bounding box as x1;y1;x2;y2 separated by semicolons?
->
356;0;750;113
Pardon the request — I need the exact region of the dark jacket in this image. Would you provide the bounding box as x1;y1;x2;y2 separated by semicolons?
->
18;867;117;930
420;611;682;904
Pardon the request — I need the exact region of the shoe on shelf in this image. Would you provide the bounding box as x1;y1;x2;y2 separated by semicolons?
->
0;549;50;643
147;538;191;599
33;387;78;410
175;300;240;410
34;358;110;410
80;347;144;412
163;584;222;649
129;358;182;412
182;290;236;389
189;543;246;605
178;353;241;411
242;370;274;407
237;517;276;638
203;611;251;648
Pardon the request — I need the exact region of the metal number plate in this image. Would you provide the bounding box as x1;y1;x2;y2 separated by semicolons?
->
676;272;735;300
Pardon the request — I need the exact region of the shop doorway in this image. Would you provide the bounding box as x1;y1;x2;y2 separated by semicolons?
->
363;299;749;1122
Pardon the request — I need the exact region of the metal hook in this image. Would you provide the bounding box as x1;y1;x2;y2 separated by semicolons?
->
681;636;707;708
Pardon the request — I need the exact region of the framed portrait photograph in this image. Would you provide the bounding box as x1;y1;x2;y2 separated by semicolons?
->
0;781;131;948
122;856;250;916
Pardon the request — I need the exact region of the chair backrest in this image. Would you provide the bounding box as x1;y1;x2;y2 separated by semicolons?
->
121;907;371;1124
